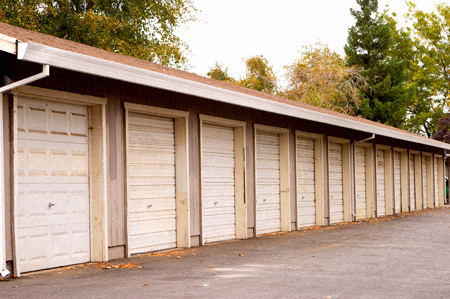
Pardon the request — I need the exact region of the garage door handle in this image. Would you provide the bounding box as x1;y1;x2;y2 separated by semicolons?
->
48;202;55;208
148;205;152;208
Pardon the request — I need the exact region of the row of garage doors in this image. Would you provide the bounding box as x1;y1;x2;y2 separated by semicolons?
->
14;97;445;273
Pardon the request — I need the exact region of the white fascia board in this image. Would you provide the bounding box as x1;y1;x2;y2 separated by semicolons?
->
19;41;450;150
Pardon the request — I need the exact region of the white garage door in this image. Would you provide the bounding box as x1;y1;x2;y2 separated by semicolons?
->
127;113;177;254
16;97;90;273
377;149;386;217
422;157;428;209
410;154;416;211
355;146;367;220
434;157;439;208
297;137;315;228
202;124;236;243
256;131;281;234
329;142;344;224
394;152;402;214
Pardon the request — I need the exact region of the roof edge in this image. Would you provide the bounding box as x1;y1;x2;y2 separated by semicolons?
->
16;41;450;150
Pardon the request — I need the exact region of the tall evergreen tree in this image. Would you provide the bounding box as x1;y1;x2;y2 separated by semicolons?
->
344;0;411;128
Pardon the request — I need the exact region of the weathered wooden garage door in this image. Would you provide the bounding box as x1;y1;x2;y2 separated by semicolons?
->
16;97;90;273
422;157;428;209
127;113;177;254
329;142;344;224
376;149;386;217
409;154;416;211
202;124;236;243
394;152;402;213
355;146;367;220
256;131;281;234
297;136;315;228
434;157;439;208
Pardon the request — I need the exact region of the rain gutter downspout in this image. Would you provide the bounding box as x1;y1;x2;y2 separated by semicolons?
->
0;41;50;93
352;133;376;145
0;42;49;277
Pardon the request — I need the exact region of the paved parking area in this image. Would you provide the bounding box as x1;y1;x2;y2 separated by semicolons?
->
1;207;450;299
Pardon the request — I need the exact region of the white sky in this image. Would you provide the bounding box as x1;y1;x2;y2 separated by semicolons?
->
176;0;444;82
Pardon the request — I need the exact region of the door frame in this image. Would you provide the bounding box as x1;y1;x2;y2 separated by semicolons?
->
11;85;108;276
124;103;190;256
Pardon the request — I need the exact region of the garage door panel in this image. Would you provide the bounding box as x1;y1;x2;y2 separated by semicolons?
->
256;131;281;234
409;154;416;211
202;124;236;243
17;222;90;273
129;218;176;235
129;231;177;253
128;151;175;165
434;158;439;207
202;196;235;209
129;200;176;216
329;142;344;224
17;97;91;273
377;149;386;217
355;146;366;220
394;152;402;213
128;112;177;254
422;158;428;208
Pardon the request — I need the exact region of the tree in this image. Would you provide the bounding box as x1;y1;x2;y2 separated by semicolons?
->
284;43;367;113
0;0;197;68
206;62;236;84
433;113;450;153
386;2;450;137
238;55;278;94
345;0;412;128
206;55;278;94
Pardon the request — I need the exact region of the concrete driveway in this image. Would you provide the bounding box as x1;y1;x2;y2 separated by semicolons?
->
1;207;450;299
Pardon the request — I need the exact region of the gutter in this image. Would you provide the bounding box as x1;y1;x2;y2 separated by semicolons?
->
352;134;376;145
13;41;450;150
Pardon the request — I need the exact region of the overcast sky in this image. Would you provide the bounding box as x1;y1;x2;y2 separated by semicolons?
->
176;0;444;82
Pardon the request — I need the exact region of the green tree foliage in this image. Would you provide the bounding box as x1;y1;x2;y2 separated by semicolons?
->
345;0;412;128
206;55;278;94
386;2;450;137
0;0;197;68
238;55;278;94
284;43;367;114
206;62;236;84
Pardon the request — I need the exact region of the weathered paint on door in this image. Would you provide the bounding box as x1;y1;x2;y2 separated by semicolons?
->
255;131;281;234
201;123;236;243
296;136;315;228
329;142;344;224
355;146;367;220
127;113;177;254
410;154;416;211
376;149;386;217
394;152;402;214
422;157;428;209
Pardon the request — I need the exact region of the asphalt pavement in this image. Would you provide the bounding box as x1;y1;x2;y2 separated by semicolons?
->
1;207;450;299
